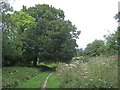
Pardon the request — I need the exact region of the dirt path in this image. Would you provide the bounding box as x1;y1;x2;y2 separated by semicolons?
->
42;72;53;90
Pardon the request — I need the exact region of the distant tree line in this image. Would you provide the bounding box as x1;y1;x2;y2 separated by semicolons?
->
2;1;80;67
76;14;119;57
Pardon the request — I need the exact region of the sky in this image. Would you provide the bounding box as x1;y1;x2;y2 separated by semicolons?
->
9;0;119;49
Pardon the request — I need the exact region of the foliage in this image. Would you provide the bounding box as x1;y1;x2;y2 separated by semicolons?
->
76;48;84;56
21;4;80;66
76;12;119;58
101;27;119;56
2;1;14;66
2;4;80;66
84;40;104;57
2;67;41;88
56;55;118;88
2;11;36;66
114;11;120;22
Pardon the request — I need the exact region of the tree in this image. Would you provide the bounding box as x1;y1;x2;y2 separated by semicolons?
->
114;12;120;55
22;4;80;66
103;29;119;55
2;4;80;66
102;12;120;56
2;0;14;66
84;40;104;57
76;48;84;56
2;10;36;66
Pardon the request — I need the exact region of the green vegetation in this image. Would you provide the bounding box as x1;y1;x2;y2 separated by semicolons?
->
2;67;41;88
0;69;1;89
2;1;80;67
1;0;119;89
39;63;58;68
57;55;118;88
46;72;60;88
16;72;51;88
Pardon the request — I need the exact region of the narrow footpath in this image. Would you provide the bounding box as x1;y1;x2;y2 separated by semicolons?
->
42;72;53;90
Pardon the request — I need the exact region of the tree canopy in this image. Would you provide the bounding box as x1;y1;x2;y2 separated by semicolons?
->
2;4;80;66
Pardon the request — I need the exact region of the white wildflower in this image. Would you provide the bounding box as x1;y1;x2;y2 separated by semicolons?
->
98;79;102;81
102;63;105;65
84;76;87;78
89;79;93;81
84;72;88;74
65;64;68;66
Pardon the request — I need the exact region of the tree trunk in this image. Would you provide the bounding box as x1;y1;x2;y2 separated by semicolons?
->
33;55;37;67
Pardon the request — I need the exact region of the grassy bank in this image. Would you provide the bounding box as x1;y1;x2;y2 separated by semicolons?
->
2;67;41;88
57;55;118;88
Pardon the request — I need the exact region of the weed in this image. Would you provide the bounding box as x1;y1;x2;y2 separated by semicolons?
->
57;55;118;88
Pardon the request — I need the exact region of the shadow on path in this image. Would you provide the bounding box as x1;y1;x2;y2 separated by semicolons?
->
36;65;56;72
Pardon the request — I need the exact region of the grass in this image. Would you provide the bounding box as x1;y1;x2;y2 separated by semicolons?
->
57;55;118;88
46;72;60;88
2;64;56;88
38;63;59;68
2;67;41;88
3;56;118;88
16;71;51;88
0;69;2;89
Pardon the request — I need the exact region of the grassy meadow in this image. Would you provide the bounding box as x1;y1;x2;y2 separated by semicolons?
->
56;55;118;88
2;55;119;88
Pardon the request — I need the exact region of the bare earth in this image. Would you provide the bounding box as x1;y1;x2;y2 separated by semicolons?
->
42;72;53;90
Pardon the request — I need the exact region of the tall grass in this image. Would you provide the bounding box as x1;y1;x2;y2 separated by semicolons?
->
2;67;41;88
16;72;51;88
57;55;118;88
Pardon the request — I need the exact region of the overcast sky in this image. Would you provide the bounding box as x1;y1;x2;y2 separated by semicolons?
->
9;0;119;49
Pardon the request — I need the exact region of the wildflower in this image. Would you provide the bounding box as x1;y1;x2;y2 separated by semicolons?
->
103;80;107;84
72;64;76;67
84;76;87;78
82;73;85;76
75;60;79;63
70;64;74;66
65;64;68;66
10;72;13;75
84;72;88;74
98;79;102;81
89;79;93;81
73;74;76;76
102;63;105;65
